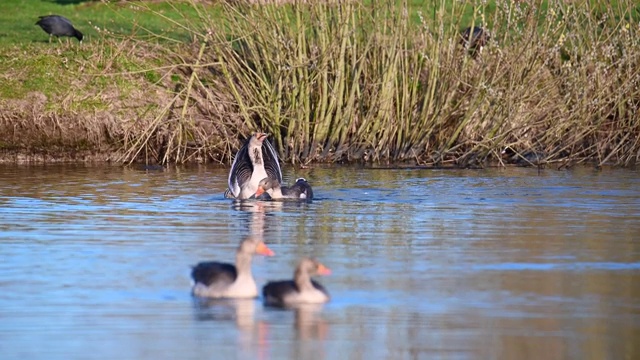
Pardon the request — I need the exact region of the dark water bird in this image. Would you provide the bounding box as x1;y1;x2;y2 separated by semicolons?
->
254;177;314;200
501;146;546;166
225;132;283;200
191;237;275;299
35;15;83;43
262;257;331;307
460;26;489;57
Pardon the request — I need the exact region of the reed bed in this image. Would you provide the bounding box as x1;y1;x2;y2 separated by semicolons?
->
2;0;639;167
144;0;639;167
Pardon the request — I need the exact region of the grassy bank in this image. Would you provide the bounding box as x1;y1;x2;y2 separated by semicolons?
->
1;0;639;167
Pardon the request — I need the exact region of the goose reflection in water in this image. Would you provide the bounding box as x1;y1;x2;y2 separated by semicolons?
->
192;298;256;331
293;304;329;341
231;199;284;238
191;296;330;352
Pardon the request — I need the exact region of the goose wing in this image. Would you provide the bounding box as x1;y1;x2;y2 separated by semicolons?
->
227;135;282;198
262;138;283;184
191;261;237;287
262;280;297;307
227;140;254;198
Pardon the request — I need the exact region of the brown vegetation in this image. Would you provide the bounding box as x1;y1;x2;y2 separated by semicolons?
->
1;0;638;167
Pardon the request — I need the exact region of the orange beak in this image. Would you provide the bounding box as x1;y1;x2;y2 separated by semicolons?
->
317;263;331;276
256;241;275;256
254;186;265;198
256;132;268;142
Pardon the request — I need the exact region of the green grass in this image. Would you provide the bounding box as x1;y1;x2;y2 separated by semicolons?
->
1;1;637;45
0;0;198;103
0;0;488;142
0;0;209;45
0;0;502;47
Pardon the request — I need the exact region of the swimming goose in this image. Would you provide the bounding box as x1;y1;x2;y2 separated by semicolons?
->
254;177;314;200
191;237;275;299
226;133;283;200
262;258;331;307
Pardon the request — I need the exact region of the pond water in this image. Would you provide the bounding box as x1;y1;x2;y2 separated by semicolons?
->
0;164;638;360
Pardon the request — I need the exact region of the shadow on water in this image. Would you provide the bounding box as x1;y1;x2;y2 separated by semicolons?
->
0;164;639;359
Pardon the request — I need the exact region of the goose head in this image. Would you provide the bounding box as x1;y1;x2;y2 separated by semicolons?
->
297;257;332;277
254;177;280;198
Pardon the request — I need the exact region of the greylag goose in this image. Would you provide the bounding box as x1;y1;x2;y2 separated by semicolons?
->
191;237;275;299
36;15;83;42
254;177;314;200
225;133;283;200
262;258;331;307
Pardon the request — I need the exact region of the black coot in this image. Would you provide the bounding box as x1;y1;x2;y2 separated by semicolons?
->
36;15;83;42
460;26;489;57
